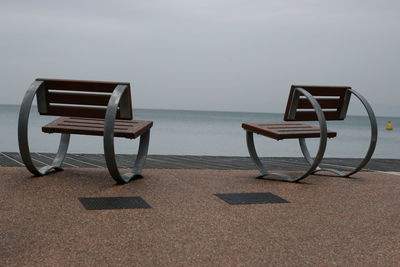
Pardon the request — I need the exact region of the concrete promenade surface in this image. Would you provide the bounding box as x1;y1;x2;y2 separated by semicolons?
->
1;167;400;266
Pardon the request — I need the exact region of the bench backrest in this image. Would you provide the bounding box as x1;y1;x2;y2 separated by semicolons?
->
35;78;133;120
284;85;351;121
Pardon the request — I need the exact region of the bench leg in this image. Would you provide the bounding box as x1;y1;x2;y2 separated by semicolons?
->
342;89;378;177
18;80;70;176
299;138;345;176
122;130;150;182
131;130;150;177
19;133;70;176
104;130;151;184
246;131;320;182
37;134;70;175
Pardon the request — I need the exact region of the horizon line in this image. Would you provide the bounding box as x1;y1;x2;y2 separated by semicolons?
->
0;103;397;118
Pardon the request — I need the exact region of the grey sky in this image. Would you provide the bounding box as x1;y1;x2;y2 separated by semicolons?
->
1;0;399;116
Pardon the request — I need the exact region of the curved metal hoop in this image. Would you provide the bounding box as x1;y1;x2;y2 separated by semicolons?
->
299;89;378;177
18;81;70;176
246;88;328;182
104;85;151;184
299;138;344;176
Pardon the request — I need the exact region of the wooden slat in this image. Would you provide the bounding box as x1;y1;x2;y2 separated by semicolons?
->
37;78;129;92
293;111;343;121
47;92;111;106
43;106;122;119
292;85;350;96
242;122;336;140
277;129;321;133
267;125;315;129
256;122;305;126
42;117;153;139
297;98;343;109
57;123;131;131
58;118;142;129
64;117;134;126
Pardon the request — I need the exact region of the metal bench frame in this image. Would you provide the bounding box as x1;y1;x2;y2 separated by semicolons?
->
245;86;378;182
18;79;150;184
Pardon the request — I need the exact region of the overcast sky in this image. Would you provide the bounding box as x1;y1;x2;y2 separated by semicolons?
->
0;0;399;116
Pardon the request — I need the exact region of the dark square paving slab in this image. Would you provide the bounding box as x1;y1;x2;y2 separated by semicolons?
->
79;197;151;210
215;192;289;205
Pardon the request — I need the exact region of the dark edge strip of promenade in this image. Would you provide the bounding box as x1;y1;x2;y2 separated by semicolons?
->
1;152;399;172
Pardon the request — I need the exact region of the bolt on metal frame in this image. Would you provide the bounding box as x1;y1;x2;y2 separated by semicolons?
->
18;80;150;184
245;86;377;182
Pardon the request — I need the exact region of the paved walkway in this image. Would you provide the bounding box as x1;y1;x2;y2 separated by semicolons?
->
1;167;399;266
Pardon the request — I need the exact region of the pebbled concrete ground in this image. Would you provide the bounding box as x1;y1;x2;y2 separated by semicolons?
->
1;167;399;266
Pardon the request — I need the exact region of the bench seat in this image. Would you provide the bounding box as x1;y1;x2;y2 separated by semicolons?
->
242;122;336;140
42;117;153;139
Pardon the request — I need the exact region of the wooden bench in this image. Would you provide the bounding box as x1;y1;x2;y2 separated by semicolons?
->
18;78;153;184
242;85;377;182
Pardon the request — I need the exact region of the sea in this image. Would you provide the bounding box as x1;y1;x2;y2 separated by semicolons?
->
0;105;399;158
